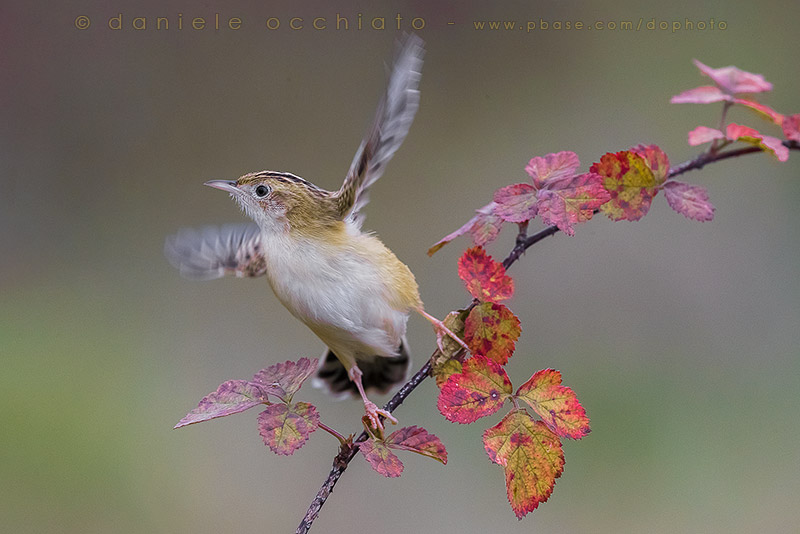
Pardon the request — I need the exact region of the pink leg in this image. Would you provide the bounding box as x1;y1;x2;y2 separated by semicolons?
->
348;365;397;429
416;307;471;353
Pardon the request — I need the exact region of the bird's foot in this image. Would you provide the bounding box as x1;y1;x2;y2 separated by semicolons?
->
363;400;397;430
418;308;471;354
349;364;397;430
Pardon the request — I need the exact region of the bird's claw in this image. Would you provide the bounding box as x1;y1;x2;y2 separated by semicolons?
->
433;320;470;354
417;307;470;354
434;329;448;354
364;400;397;430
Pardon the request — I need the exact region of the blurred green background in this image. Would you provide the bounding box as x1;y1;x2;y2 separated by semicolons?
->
3;0;799;532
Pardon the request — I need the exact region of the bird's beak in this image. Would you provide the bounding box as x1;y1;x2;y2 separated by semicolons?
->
204;180;240;194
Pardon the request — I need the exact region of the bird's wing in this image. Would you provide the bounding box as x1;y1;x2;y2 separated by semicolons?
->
335;33;424;228
164;223;267;280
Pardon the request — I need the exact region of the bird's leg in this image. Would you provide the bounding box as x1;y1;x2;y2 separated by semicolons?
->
348;364;397;430
416;307;471;354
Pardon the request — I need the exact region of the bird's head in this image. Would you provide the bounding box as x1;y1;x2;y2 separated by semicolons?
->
205;171;338;234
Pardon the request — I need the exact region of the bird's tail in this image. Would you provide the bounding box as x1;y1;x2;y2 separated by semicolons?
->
313;339;411;398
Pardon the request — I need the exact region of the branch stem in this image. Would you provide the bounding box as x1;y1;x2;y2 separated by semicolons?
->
296;138;799;534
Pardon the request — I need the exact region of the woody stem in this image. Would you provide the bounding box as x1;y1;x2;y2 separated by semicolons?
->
296;138;800;534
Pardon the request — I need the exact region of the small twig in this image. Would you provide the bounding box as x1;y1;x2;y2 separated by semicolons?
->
317;422;348;445
710;101;733;155
503;224;559;270
296;362;433;534
296;138;800;534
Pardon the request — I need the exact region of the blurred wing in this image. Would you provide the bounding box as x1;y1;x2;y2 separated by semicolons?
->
164;224;267;280
336;33;424;228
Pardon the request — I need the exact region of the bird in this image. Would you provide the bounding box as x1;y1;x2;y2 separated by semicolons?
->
165;34;467;429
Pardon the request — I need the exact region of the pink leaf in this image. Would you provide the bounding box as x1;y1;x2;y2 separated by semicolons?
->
726;123;790;162
536;172;610;236
693;59;773;95
359;439;404;477
663;181;715;222
493;183;538;223
670;86;729;104
175;380;269;429
252;358;317;401
783;114;800;143
257;401;319;455
761;136;790;162
733;98;784;125
525;151;581;190
688;126;725;146
726;123;761;141
470;203;506;247
385;426;448;464
428;202;505;255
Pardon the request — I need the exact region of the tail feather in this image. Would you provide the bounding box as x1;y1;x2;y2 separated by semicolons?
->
314;339;411;398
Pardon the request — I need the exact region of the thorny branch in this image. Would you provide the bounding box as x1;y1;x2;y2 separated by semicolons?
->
295;139;800;534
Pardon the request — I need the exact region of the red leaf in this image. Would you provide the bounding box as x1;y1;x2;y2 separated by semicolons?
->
252;357;317;401
257;401;319;455
493;183;538;223
428;202;505;255
516;369;591;439
385;426;448;464
536;172;610;236
630;144;671;185
688;126;725;146
174;380;270;429
693;59;773;95
464;302;521;365
483;410;565;518
457;247;514;303
437;355;512;423
591;151;658;221
359;439;404;477
433;358;463;388
670;85;729;104
783;114;800;143
663;181;715;222
726;123;789;162
525;151;581;190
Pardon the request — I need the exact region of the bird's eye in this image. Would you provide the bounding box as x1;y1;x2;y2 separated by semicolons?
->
254;185;270;198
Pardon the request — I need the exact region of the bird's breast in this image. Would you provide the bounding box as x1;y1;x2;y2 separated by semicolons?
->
259;228;420;358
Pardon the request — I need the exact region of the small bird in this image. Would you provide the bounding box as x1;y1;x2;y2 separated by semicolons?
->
166;35;466;429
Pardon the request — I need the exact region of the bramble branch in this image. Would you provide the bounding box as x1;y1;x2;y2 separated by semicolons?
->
670;140;798;175
296;139;799;534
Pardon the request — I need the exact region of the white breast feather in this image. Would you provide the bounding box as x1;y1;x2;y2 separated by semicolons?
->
259;228;408;367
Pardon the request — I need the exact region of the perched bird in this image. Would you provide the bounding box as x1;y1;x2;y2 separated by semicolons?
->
165;34;466;429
